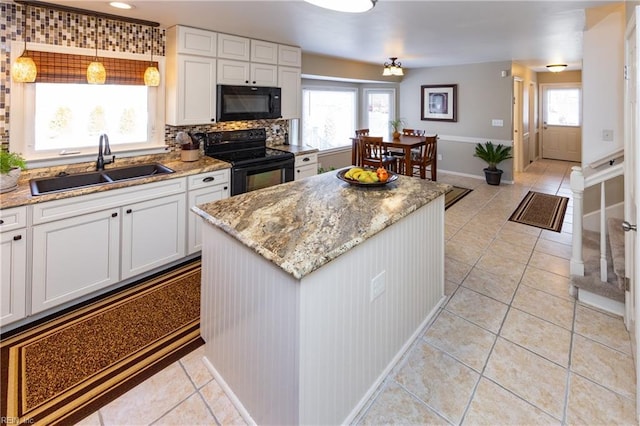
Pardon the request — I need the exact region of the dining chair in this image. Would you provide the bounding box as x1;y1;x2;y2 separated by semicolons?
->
355;129;370;137
360;136;398;172
400;135;438;180
402;128;415;136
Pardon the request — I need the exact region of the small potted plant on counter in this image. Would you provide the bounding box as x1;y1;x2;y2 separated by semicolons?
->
0;150;26;193
474;141;512;185
390;118;404;140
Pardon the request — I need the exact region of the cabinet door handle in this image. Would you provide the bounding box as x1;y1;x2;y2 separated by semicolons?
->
303;157;310;162
126;209;132;214
223;186;228;190
203;177;215;182
245;80;249;84
0;219;4;225
112;212;118;218
211;118;215;122
13;235;22;241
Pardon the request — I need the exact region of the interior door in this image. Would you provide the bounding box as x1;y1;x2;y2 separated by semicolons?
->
513;78;524;171
541;84;582;162
624;7;639;419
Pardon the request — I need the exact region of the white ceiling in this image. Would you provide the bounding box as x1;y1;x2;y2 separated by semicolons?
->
40;0;620;72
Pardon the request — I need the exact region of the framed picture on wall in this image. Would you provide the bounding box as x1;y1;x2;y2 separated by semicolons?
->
421;84;457;122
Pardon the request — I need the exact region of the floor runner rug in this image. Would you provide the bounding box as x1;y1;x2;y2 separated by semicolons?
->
445;186;472;210
509;191;569;232
1;260;203;426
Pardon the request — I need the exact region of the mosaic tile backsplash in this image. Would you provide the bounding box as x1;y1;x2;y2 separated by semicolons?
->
0;1;289;156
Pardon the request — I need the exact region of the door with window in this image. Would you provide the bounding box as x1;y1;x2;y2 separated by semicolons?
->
363;89;396;139
541;84;582;161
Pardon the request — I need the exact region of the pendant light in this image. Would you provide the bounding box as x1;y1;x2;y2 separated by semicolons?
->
144;27;160;86
11;4;37;83
87;15;106;84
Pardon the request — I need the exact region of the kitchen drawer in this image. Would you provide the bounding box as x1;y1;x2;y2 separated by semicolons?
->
0;206;27;232
187;170;230;190
295;152;318;167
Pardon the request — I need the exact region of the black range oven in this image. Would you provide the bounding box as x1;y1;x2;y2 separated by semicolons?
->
197;128;294;196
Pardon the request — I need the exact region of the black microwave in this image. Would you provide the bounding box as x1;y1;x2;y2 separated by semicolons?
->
216;85;282;122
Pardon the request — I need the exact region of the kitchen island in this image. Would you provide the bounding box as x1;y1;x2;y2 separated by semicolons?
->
192;170;451;425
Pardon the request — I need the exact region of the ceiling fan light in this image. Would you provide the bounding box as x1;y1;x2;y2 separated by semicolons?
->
304;0;376;13
546;64;567;73
11;55;37;83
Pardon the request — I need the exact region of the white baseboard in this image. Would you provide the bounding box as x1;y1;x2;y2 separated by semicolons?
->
578;288;625;316
583;202;624;232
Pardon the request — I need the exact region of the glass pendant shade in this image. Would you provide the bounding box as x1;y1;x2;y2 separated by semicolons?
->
144;65;160;86
382;57;404;76
11;55;37;82
87;60;106;84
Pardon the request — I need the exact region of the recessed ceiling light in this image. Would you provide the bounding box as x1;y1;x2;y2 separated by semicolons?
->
304;0;376;13
109;2;134;10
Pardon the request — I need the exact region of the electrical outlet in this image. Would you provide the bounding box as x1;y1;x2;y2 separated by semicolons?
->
437;154;442;161
602;129;614;142
492;119;504;127
370;271;386;302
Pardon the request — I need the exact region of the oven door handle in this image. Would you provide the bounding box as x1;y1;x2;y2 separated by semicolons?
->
233;158;293;173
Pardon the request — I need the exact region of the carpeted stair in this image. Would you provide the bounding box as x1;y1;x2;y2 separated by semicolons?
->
570;218;625;303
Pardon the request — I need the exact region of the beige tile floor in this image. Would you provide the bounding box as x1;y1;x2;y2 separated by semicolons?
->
76;159;637;426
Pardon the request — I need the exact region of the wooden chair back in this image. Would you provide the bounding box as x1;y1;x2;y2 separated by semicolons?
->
402;128;415;136
360;136;397;171
417;135;438;181
355;128;370;137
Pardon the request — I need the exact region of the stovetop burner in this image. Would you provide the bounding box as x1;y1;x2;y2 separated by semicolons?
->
199;128;294;166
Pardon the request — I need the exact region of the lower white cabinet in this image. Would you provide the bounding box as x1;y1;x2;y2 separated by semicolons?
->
187;170;230;254
31;209;121;314
295;152;318;180
1;228;27;325
121;193;186;279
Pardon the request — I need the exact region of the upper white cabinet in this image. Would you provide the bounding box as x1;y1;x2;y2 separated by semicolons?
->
251;40;278;64
167;54;217;126
218;33;250;61
176;26;217;57
279;66;302;119
278;45;302;67
218;60;278;87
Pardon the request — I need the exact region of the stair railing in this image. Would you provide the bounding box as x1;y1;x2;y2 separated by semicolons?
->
570;150;625;288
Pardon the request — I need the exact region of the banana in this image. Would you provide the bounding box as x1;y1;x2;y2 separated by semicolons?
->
345;167;363;180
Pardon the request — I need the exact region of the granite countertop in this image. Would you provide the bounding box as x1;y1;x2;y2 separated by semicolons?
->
192;169;451;279
272;144;318;156
1;152;231;209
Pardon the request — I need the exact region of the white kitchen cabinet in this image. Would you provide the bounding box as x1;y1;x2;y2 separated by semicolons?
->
166;55;217;126
295;152;318;180
121;193;186;279
31;209;121;314
0;207;27;325
174;26;217;57
251;40;278;64
278;45;302;67
218;33;250;61
279;66;302;119
218;60;277;86
187;170;230;254
30;178;188;315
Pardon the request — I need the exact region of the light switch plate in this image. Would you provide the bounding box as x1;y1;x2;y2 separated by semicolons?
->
492;119;503;127
602;129;614;141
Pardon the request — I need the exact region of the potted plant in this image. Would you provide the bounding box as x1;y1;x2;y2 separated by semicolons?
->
0;150;26;193
474;141;512;185
389;118;404;140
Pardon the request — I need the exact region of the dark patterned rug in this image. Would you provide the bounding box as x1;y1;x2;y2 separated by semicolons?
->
445;186;472;210
1;260;203;426
509;191;569;232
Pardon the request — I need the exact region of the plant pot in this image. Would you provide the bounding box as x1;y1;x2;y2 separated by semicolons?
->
392;131;400;140
0;168;21;193
180;142;200;162
483;168;503;185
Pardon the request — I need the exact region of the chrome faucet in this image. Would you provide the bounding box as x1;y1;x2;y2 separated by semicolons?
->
96;133;115;170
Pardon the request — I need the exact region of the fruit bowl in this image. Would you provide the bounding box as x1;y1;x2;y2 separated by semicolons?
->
337;168;399;187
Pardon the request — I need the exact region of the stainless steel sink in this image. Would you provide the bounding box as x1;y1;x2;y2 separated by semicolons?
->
105;163;174;182
30;163;175;196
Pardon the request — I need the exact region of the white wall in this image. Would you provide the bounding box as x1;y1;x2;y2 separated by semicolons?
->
399;61;514;181
582;5;625;165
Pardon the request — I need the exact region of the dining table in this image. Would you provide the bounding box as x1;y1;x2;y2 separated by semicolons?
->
351;135;430;177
